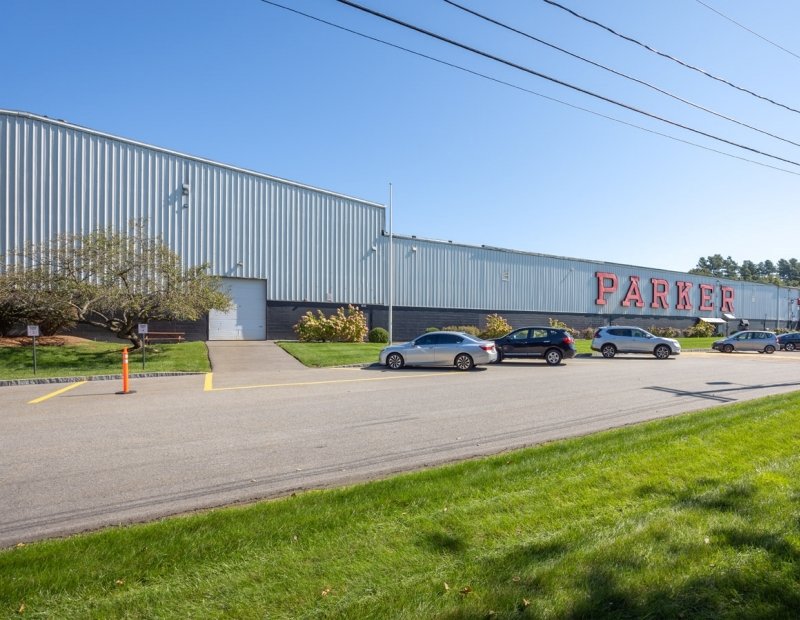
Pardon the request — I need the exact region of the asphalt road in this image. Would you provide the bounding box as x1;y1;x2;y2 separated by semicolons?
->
2;350;799;547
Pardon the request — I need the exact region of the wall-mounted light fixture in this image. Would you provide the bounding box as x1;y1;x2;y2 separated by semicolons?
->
411;246;418;252
181;183;190;209
371;244;378;252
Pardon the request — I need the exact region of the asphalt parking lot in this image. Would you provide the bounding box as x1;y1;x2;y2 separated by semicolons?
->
2;348;799;547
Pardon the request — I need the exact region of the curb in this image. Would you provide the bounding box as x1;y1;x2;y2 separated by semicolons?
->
0;372;205;388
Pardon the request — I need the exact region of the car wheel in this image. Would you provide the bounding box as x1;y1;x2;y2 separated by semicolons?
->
654;344;671;359
545;348;562;366
386;353;404;369
454;353;474;371
722;344;734;353
601;344;616;358
785;343;796;351
765;345;775;354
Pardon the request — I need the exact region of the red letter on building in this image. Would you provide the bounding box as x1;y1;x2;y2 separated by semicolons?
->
676;281;693;310
650;278;669;309
622;276;645;308
720;286;735;313
595;271;618;305
699;284;714;311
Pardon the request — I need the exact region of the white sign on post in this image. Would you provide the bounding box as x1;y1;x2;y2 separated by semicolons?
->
27;325;40;337
137;324;149;334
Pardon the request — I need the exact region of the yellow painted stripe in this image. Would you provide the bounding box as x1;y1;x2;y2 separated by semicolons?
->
28;381;88;404
207;372;456;392
204;373;214;391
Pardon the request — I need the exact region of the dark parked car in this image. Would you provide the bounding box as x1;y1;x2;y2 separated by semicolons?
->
777;332;800;351
493;327;576;365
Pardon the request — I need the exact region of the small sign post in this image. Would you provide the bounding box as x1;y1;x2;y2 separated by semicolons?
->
138;323;148;370
27;325;40;375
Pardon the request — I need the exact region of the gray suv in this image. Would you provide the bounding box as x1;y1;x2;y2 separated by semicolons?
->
712;330;777;354
592;326;681;359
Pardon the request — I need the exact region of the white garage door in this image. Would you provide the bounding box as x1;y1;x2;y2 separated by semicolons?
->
208;278;267;340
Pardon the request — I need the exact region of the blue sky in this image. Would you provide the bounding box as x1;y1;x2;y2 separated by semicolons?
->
3;0;799;273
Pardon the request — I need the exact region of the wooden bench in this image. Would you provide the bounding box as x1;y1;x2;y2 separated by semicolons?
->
144;331;185;344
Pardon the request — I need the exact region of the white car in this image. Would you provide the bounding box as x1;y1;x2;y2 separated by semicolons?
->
591;326;681;359
380;331;497;371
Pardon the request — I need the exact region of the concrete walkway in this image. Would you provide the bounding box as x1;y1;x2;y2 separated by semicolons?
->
205;340;310;387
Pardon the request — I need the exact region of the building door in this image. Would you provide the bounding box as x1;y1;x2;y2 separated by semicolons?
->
208;278;267;340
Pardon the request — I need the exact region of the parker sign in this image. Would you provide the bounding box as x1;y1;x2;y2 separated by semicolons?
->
595;272;734;313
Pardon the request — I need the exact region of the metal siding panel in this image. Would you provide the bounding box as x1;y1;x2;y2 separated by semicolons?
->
10;111;789;325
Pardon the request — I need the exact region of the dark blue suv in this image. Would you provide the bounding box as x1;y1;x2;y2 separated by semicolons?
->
493;327;576;365
778;332;800;351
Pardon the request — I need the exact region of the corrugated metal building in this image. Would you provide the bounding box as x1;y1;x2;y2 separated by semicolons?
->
2;110;798;340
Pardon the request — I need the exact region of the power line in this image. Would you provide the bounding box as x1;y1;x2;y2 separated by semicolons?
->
444;0;800;149
542;0;800;116
254;0;800;176
333;0;800;168
694;0;800;62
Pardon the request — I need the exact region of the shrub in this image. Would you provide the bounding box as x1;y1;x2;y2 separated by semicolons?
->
480;313;512;339
294;309;334;342
548;318;576;335
425;327;439;333
685;320;715;338
580;327;596;340
368;327;389;343
293;305;368;342
648;325;680;338
328;305;368;342
0;300;23;337
442;325;481;337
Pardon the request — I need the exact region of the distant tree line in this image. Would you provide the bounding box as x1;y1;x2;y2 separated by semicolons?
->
689;255;800;286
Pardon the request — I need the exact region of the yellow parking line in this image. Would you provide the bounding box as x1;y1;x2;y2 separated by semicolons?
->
28;381;87;404
205;372;456;392
204;372;214;391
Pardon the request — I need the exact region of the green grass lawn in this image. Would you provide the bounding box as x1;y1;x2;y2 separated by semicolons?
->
0;340;210;380
2;391;799;618
278;341;385;367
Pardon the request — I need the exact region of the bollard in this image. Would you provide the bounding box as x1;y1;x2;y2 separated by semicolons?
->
116;347;135;395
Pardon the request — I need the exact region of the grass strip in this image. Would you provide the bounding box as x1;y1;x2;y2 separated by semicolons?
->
278;341;385;367
2;391;799;618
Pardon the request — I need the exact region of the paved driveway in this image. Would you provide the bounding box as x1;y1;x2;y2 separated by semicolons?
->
207;341;306;385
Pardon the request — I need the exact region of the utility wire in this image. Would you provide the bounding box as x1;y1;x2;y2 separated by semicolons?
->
334;0;800;168
542;0;800;116
445;0;800;149
694;0;800;61
254;0;800;176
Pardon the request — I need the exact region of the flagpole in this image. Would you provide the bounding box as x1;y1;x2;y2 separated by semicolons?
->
388;182;393;344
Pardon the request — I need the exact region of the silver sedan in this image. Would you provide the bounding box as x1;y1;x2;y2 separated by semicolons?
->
379;331;498;371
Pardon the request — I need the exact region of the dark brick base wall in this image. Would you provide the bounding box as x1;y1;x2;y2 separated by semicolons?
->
67;317;209;342
61;304;767;342
264;303;704;341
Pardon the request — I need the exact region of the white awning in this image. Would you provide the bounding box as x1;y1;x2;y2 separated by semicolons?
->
722;313;736;320
699;317;726;324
